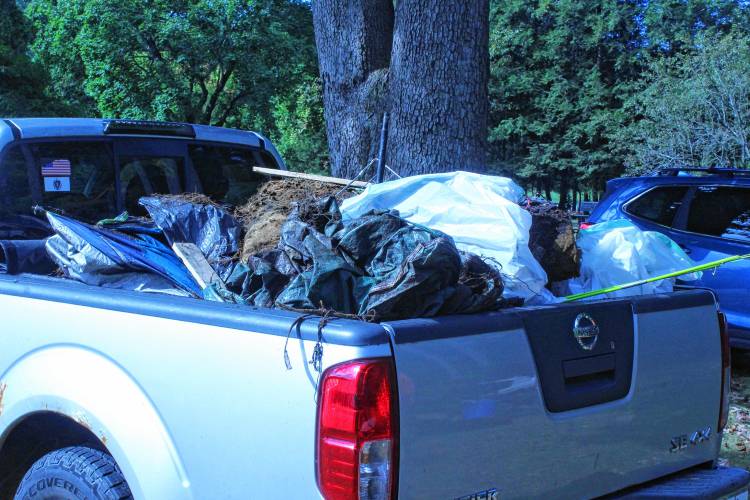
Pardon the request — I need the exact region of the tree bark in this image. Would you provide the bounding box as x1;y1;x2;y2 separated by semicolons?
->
386;0;489;175
543;177;552;201
558;172;570;209
312;0;394;178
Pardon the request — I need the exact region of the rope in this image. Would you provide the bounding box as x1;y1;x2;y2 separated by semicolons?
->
385;164;402;179
334;158;376;198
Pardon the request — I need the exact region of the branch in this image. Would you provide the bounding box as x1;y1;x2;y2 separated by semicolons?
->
136;33;164;63
202;62;237;124
214;91;249;127
197;76;209;107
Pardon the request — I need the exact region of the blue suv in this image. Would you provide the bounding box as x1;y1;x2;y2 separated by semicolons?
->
587;167;750;348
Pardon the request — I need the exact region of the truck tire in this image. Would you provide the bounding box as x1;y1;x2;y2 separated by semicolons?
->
14;446;133;500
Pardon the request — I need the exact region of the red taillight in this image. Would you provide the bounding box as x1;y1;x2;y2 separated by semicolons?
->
317;358;398;500
579;222;595;230
718;311;731;431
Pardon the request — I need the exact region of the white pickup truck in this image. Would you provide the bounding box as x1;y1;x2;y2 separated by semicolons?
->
0;118;747;500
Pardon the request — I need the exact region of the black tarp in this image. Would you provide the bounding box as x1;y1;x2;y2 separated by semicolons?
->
236;197;505;320
0;239;57;275
140;196;242;278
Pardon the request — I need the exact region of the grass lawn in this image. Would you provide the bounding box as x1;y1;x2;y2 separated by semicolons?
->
721;350;750;469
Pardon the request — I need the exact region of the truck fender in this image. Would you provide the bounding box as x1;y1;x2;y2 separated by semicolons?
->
0;344;191;500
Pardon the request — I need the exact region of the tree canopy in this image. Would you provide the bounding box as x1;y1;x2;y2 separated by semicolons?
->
488;0;750;204
627;34;750;173
0;0;62;115
23;0;326;169
3;0;750;193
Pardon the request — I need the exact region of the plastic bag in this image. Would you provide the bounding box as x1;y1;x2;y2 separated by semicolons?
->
565;220;700;299
341;171;551;302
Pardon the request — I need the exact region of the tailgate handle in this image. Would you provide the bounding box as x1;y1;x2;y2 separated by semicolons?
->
563;353;615;386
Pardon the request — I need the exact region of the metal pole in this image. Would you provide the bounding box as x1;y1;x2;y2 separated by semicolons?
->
565;253;750;301
375;112;389;183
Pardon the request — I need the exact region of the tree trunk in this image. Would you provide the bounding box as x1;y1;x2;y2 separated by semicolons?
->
386;0;489;175
312;0;394;178
558;172;570;209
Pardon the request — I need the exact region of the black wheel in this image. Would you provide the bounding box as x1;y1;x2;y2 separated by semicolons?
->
14;446;133;500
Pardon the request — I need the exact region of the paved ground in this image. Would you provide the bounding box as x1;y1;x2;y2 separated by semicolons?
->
722;350;750;469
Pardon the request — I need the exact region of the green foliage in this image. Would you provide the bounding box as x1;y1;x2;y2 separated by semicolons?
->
489;0;645;200
24;0;328;171
489;0;750;201
0;0;64;116
628;34;750;174
10;0;750;179
24;0;96;115
642;0;750;57
270;76;329;172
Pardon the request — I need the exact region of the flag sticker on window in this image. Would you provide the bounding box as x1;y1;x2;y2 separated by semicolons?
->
43;177;71;192
41;158;71;192
41;158;71;176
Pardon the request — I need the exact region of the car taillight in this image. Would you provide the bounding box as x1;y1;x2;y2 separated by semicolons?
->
317;358;398;500
718;311;731;431
579;222;595;230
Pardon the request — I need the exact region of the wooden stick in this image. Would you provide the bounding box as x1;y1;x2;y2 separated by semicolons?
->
252;167;370;188
172;242;222;290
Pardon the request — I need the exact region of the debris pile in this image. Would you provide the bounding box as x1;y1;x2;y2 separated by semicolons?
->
526;200;580;282
563;219;699;299
1;170;713;319
236;179;358;259
38;191;505;321
340;171;553;303
222;196;504;319
45;209;200;296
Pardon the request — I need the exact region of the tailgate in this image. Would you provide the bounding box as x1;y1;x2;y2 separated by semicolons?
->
385;291;722;500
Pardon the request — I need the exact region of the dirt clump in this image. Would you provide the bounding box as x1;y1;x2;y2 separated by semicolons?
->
527;201;580;282
237;179;358;260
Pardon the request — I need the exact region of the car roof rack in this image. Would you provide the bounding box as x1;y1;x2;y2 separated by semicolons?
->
657;166;750;178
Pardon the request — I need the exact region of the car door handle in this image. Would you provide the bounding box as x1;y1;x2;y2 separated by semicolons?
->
678;243;692;254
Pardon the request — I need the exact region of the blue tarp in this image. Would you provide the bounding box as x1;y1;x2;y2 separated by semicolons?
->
45;210;201;296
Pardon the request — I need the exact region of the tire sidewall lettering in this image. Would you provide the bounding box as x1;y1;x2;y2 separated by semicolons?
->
25;475;85;499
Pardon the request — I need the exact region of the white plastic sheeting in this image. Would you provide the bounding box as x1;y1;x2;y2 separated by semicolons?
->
340;171;554;302
566;219;700;299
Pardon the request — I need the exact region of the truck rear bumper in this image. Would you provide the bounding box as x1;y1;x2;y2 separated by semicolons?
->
605;466;750;499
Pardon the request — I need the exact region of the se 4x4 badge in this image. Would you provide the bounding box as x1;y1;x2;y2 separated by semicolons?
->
671;426;712;452
455;488;498;500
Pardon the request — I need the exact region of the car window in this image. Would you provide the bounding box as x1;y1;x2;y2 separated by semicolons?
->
119;157;184;215
189;145;264;205
0;145;33;216
31;142;116;223
625;186;689;226
686;186;750;242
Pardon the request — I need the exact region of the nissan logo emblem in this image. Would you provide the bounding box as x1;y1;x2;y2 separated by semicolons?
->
573;313;599;351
